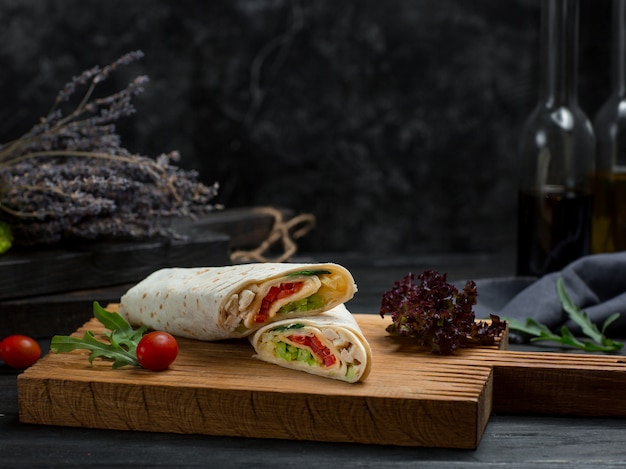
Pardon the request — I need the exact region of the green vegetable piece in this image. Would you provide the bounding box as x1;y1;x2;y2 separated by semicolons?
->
505;278;624;353
94;301;147;354
286;270;331;277
0;222;13;254
50;301;147;368
93;301;147;346
274;340;319;366
505;317;557;340
297;347;310;362
51;331;139;368
278;293;325;315
275;341;287;358
271;323;305;332
275;341;294;361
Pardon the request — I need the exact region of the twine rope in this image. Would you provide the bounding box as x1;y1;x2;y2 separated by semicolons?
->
230;207;315;263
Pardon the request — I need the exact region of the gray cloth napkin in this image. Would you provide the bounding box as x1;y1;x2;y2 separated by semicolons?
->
470;252;626;337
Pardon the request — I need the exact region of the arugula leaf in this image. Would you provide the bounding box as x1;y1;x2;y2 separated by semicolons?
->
271;323;305;332
506;278;624;353
51;331;139;368
50;301;144;368
93;301;134;335
506;317;558;340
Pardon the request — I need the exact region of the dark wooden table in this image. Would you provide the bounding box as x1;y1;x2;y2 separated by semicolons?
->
2;251;626;468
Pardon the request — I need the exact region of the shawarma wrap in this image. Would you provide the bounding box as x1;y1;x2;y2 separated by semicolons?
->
249;304;372;383
118;263;357;341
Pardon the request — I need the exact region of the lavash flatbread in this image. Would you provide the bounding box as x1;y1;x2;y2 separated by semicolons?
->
118;263;357;341
249;304;372;383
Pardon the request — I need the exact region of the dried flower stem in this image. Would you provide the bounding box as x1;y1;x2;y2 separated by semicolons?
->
0;51;219;246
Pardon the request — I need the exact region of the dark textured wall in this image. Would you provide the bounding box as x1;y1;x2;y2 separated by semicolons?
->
0;0;610;255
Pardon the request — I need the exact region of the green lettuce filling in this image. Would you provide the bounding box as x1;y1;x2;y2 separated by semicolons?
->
278;293;325;315
274;340;355;378
233;292;324;333
274;341;318;366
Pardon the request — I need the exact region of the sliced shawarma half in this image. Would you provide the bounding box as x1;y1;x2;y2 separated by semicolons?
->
118;263;357;341
249;304;372;383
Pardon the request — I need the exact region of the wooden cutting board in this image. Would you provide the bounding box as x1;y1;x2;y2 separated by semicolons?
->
17;313;626;449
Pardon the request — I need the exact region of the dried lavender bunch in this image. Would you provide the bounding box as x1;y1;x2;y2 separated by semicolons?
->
0;51;220;246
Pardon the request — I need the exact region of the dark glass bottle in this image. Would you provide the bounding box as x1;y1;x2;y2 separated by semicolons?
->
516;0;595;277
592;0;626;253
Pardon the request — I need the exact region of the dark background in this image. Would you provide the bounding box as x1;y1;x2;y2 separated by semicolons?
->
0;0;611;256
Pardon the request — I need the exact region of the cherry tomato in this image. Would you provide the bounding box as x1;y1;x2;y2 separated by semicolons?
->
1;334;41;368
136;331;178;371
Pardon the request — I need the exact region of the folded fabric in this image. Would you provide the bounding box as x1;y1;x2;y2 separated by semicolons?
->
482;252;626;336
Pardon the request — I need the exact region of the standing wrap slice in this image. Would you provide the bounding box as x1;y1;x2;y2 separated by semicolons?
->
249;304;372;383
118;263;357;341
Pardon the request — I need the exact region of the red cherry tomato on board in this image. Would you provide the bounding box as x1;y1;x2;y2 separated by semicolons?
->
1;335;41;368
136;331;178;371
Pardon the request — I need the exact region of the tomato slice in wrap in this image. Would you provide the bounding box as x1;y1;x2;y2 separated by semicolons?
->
255;282;305;323
288;334;337;367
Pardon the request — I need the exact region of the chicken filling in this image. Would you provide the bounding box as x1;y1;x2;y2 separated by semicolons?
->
222;271;351;333
256;323;367;381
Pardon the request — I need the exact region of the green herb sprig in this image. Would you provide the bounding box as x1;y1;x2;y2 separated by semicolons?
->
506;278;624;353
271;323;305;332
50;302;147;368
287;270;332;277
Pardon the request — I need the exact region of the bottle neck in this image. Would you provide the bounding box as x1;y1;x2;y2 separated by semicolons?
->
539;0;580;107
611;0;626;96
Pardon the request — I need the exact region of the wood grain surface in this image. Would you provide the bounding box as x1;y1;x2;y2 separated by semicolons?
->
16;313;626;449
18;314;498;449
